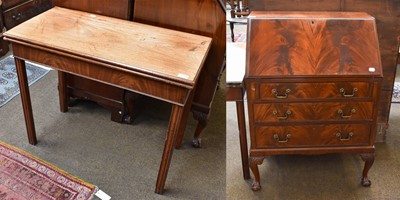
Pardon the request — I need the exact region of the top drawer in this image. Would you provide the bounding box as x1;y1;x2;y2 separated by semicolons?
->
249;82;371;100
3;0;51;29
1;0;29;10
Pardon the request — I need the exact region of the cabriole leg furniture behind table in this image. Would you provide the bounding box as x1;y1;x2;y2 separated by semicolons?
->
5;7;212;194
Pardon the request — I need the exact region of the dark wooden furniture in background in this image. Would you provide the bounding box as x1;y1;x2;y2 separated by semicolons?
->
0;14;8;57
133;0;226;147
2;0;51;29
227;0;249;42
0;0;52;57
229;0;249;18
247;0;400;142
245;11;382;191
53;0;137;123
5;7;212;193
52;0;133;19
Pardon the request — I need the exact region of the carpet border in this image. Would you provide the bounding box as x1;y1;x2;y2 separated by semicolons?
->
0;140;98;198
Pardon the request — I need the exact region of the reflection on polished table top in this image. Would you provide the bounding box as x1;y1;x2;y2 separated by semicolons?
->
4;7;212;194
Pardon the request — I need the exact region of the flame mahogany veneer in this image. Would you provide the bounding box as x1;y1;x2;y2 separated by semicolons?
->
245;11;383;191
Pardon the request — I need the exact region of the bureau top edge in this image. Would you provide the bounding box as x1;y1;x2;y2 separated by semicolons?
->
248;11;374;20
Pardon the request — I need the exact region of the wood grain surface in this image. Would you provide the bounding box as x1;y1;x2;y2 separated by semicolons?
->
5;7;212;86
52;0;133;19
247;12;382;77
258;82;371;99
253;102;374;122
254;124;371;148
247;0;399;142
133;0;226;113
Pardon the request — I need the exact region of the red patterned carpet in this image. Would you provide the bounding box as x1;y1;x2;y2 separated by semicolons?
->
0;141;97;199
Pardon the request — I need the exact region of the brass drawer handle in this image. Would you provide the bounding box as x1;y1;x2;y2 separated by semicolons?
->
273;134;291;143
336;132;353;141
272;88;291;99
337;109;356;119
273;110;291;120
339;88;358;97
12;13;22;21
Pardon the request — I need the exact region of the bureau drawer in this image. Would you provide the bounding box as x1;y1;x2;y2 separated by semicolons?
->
258;82;370;100
3;0;51;29
253;102;373;122
254;124;371;148
2;0;30;10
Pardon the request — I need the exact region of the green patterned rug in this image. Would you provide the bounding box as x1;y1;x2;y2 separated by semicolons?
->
0;55;50;107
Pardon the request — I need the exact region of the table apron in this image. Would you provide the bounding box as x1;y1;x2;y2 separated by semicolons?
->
11;42;191;106
226;86;245;101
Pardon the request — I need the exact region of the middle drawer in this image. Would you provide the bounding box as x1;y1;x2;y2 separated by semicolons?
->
253;102;373;122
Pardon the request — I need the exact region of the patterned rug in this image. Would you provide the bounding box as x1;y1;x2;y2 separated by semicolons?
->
0;140;97;199
0;55;50;107
392;82;400;103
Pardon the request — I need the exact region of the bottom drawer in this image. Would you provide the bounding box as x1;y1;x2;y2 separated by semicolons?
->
254;124;371;148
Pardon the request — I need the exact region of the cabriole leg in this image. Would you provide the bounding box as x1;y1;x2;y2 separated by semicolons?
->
191;110;208;148
250;157;264;191
360;153;375;187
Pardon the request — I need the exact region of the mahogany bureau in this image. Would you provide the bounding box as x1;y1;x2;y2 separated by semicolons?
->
245;12;383;190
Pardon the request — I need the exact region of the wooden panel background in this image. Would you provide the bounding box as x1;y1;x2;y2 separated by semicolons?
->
133;0;226;117
248;0;400;141
52;0;133;19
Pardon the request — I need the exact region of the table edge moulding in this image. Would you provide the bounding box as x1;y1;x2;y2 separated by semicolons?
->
4;7;212;194
244;11;383;191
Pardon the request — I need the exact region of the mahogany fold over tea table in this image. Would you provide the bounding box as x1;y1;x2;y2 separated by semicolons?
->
4;7;212;194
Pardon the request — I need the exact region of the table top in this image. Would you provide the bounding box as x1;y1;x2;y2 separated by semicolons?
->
4;7;212;87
